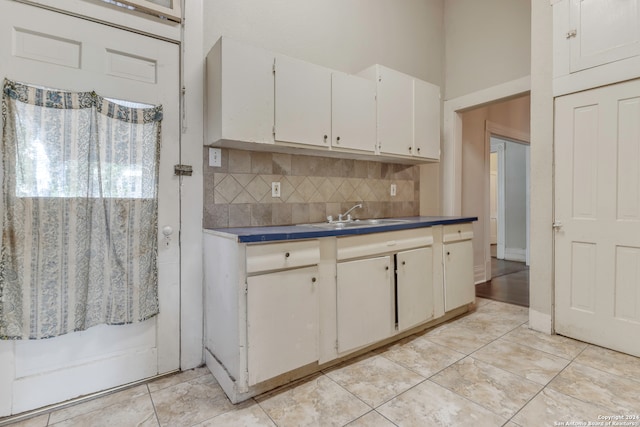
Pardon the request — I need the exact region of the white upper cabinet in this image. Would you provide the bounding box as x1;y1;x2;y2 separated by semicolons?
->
206;37;275;145
360;64;440;160
569;0;640;73
553;0;640;95
206;37;438;161
331;72;377;153
362;65;413;156
414;79;441;160
274;55;332;148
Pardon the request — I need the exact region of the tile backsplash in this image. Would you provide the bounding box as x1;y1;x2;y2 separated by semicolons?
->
203;148;420;228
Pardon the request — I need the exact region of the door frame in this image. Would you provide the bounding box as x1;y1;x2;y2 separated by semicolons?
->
490;139;506;261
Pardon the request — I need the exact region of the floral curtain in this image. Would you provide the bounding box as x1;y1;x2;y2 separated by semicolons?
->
1;79;162;339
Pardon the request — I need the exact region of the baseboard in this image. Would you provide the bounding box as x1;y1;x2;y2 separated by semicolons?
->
529;309;553;334
504;247;526;262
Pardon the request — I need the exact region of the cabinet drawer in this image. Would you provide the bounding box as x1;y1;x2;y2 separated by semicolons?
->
246;240;320;274
442;223;473;243
337;228;433;261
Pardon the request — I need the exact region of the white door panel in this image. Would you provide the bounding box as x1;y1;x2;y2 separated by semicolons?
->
336;256;394;354
0;0;180;415
397;247;434;331
555;78;640;357
274;54;331;147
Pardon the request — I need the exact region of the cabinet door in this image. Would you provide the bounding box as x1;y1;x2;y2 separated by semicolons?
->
337;256;394;354
331;72;376;153
207;37;275;145
413;79;440;160
570;0;640;72
376;66;413;156
444;240;475;311
247;266;319;386
397;247;434;331
274;55;331;147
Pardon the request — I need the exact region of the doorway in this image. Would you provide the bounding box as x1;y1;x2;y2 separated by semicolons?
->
478;136;530;307
452;93;531;307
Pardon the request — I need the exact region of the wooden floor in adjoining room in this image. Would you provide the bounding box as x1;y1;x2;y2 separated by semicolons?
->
475;250;529;307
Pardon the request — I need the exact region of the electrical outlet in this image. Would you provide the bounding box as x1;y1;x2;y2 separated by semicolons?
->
209;147;221;167
390;184;397;197
272;182;281;198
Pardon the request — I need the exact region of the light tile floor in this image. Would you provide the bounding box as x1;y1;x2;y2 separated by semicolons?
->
4;298;640;427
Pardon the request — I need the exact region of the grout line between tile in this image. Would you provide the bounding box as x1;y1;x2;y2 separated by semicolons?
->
145;384;161;427
504;341;596;426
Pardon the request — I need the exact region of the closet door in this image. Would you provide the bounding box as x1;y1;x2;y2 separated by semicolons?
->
555;78;640;357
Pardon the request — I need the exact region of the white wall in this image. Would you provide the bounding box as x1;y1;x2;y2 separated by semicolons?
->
529;1;554;333
504;140;527;255
444;0;531;100
203;0;444;87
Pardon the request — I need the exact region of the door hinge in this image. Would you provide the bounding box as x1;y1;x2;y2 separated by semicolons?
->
174;164;193;176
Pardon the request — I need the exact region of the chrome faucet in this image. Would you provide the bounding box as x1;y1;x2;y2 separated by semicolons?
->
337;203;363;222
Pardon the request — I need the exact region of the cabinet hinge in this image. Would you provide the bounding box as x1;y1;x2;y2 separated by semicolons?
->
244;282;248;295
272;59;276;73
272;125;276;135
335;339;338;350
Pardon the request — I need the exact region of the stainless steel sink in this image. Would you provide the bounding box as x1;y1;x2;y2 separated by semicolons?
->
301;219;410;229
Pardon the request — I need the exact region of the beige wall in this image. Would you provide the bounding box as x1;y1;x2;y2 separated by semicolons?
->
444;0;531;100
204;149;420;228
460;95;530;281
203;0;444;87
529;1;554;332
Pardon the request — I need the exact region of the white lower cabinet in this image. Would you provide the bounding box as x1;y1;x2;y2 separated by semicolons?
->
443;224;475;312
397;247;434;331
247;266;319;386
203;223;473;403
336;256;394;354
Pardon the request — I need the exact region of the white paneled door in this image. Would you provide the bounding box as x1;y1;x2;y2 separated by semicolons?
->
555;78;640;357
0;1;180;415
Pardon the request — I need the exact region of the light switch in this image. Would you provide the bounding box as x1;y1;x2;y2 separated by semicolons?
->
272;182;281;197
209;148;222;167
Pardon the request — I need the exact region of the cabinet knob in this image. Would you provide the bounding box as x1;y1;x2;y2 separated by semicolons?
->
408;146;412;151
385;266;389;271
402;261;406;265
446;251;451;256
323;135;328;143
336;136;341;144
285;252;290;258
311;277;317;283
417;147;421;153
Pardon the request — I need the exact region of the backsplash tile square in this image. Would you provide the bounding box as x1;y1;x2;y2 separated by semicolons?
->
204;148;421;228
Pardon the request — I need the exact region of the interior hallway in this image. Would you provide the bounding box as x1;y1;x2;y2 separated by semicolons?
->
476;246;529;307
3;298;639;427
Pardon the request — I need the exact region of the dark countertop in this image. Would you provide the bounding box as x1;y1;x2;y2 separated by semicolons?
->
205;216;478;243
